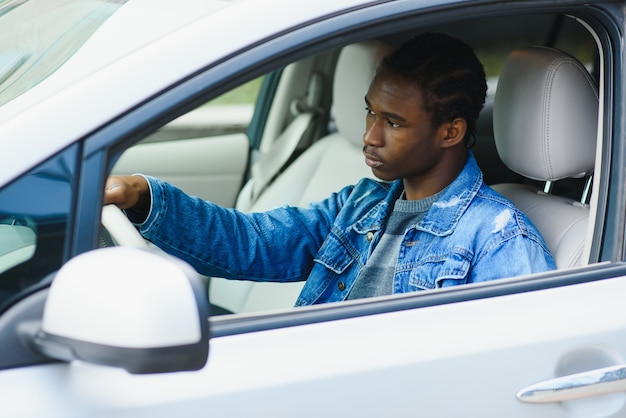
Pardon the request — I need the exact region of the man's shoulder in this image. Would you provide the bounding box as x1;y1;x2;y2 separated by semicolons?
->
468;183;541;237
475;183;519;208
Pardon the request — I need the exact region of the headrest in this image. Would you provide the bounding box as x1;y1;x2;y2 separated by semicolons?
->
333;41;392;147
493;47;598;181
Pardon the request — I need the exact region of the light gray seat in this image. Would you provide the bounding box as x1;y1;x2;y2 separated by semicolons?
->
210;41;391;313
492;46;599;269
235;71;325;212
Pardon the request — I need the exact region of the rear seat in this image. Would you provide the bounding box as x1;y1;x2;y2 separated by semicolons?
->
209;41;391;313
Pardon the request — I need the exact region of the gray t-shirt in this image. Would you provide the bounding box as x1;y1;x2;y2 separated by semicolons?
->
347;191;443;300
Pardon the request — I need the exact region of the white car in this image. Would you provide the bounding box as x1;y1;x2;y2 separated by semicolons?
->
0;0;625;416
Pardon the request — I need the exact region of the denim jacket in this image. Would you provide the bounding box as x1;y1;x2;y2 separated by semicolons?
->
138;153;555;306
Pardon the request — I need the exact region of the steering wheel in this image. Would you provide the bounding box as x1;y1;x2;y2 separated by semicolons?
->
100;204;150;248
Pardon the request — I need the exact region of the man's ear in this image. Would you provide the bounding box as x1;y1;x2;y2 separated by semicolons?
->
439;118;467;149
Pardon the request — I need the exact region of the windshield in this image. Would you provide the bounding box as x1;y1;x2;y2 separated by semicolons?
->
0;0;232;108
0;0;126;106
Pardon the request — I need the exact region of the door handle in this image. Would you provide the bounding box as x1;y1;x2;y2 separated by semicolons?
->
517;364;626;403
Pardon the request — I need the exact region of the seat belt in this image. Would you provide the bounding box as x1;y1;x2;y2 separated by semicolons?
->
236;72;324;211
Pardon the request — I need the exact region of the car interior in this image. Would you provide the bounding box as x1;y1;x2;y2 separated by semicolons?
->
52;10;587;317
0;13;599;312
0;8;603;319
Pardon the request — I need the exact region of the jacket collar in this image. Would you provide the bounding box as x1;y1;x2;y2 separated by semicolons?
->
417;152;483;236
354;152;483;236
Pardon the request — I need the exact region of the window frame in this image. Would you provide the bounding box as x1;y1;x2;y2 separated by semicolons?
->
70;1;624;335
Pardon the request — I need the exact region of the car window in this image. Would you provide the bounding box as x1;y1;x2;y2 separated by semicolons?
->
109;10;602;319
0;0;126;107
0;0;234;115
433;14;599;83
144;77;263;143
0;144;78;313
553;16;599;80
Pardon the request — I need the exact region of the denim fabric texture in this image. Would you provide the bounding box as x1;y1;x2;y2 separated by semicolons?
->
137;152;556;306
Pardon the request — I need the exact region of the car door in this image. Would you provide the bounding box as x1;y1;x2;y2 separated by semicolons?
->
173;270;626;417
3;265;626;417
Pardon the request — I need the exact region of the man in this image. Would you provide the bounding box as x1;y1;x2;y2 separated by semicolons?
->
105;33;555;306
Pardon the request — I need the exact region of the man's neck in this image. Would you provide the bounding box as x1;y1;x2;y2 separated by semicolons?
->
402;150;467;200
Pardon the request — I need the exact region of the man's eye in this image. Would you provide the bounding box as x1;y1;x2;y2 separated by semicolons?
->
365;107;375;116
387;120;400;128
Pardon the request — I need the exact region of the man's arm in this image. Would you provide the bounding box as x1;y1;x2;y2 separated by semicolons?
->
103;174;348;282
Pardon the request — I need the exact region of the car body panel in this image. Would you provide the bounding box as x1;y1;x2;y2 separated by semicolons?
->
4;271;626;417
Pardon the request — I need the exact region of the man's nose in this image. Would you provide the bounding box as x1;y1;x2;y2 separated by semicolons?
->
363;118;383;146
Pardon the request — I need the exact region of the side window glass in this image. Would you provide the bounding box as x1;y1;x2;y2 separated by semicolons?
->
0;0;125;107
145;77;264;143
112;76;266;209
470;15;597;83
0;144;77;312
553;18;599;83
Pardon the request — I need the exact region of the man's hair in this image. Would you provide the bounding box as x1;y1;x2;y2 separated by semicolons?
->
378;32;487;145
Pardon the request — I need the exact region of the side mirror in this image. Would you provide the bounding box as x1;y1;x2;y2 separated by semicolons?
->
29;247;209;374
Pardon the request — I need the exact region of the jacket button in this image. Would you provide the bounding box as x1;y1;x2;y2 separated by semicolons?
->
366;232;374;242
338;282;346;291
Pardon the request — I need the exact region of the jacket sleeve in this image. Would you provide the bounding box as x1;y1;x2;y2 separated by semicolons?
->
137;176;352;282
463;233;556;286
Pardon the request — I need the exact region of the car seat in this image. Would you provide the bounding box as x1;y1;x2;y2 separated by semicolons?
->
209;40;391;313
491;46;599;269
235;70;326;212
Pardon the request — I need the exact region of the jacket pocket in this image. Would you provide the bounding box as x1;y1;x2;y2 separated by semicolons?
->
407;247;472;290
313;232;356;274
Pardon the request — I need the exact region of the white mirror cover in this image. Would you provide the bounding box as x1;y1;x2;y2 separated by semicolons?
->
35;247;209;373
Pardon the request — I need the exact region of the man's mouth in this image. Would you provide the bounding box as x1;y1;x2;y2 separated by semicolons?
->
363;150;383;168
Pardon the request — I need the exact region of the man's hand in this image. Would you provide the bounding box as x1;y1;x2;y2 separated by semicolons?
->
104;175;151;212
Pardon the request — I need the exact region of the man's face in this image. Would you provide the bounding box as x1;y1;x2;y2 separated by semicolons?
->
363;70;446;184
